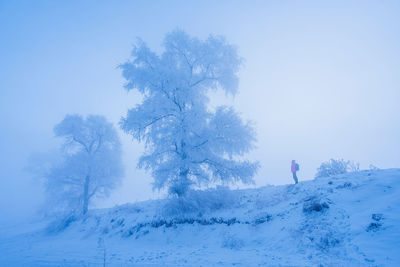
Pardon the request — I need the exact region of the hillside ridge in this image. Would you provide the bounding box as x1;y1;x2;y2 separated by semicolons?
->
1;169;399;266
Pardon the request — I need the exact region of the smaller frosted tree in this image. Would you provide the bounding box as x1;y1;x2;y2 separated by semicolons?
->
43;114;123;215
120;30;259;196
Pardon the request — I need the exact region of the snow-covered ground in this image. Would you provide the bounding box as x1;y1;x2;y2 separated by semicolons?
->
1;169;399;266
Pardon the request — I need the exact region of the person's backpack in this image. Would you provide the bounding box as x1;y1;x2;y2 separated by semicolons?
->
295;163;299;171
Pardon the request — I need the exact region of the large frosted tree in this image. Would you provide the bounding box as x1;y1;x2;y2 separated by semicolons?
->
120;30;259;196
43;114;124;215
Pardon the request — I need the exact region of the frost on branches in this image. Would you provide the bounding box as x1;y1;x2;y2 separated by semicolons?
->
120;30;259;196
315;158;359;178
44;115;124;215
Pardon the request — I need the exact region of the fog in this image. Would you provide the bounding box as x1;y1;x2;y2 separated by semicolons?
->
1;0;399;225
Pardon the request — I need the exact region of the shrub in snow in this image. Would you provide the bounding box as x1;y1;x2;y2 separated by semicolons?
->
119;30;259;197
372;213;383;221
366;222;382;232
315;159;359;178
367;213;384;232
97;237;107;267
335;182;352;189
163;186;238;216
348;162;360;172
303;196;329;214
252;213;273;225
123;216;245;238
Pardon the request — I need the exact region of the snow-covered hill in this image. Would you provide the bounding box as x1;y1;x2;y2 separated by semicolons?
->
1;169;399;266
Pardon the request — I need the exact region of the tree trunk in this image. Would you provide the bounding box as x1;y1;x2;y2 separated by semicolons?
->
177;168;190;197
82;175;90;215
176;139;190;197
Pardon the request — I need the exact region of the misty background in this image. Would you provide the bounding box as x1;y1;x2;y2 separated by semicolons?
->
1;0;399;225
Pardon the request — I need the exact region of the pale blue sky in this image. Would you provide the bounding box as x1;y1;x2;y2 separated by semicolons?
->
1;0;399;223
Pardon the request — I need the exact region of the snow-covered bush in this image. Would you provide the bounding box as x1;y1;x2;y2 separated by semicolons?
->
347;161;360;172
366;213;384;232
302;196;329;214
315;159;359;178
163;186;238;216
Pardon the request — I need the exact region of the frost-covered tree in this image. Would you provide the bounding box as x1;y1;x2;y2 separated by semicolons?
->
120;30;259;196
315;158;359;178
44;114;123;215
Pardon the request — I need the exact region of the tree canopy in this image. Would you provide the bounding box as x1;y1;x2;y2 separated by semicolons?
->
120;30;259;196
45;114;124;215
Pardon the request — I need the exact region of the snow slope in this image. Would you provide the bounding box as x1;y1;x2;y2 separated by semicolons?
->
0;169;399;266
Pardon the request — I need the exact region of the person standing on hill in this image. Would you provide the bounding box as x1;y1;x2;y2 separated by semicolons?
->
291;160;299;184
